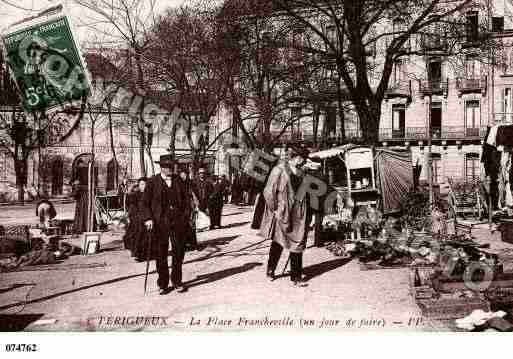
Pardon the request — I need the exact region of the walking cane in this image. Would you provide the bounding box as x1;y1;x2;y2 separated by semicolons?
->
282;255;290;276
144;228;153;295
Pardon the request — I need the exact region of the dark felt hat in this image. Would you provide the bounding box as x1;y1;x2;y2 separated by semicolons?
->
155;154;175;168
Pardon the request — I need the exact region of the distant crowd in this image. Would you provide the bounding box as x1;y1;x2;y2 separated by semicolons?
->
119;166;260;265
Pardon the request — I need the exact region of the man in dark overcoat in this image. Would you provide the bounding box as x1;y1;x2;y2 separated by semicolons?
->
193;167;214;216
261;145;312;287
142;154;187;295
208;176;225;229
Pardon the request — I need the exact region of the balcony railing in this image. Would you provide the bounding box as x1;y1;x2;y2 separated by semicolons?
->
419;79;448;97
300;129;363;144
385;80;411;99
259;130;303;144
493;113;513;125
420;34;448;52
317;77;339;94
455;76;486;95
379;126;486;141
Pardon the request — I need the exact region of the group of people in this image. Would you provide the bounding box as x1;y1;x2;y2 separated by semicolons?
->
121;156;230;293
123;144;317;294
229;172;258;206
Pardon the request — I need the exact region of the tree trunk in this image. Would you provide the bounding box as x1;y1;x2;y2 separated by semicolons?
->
134;47;147;178
357;100;381;145
168;121;178;156
107;105;118;188
321;106;328;148
138;125;147;177
313;105;320;148
337;78;346;141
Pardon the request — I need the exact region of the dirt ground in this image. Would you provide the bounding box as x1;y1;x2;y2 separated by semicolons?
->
1;203;431;332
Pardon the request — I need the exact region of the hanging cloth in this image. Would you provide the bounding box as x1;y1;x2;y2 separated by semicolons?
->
499;151;513;208
496;125;513;147
487;125;500;146
482;126;501;181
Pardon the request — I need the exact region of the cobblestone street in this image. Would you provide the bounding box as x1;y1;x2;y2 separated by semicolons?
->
0;204;427;332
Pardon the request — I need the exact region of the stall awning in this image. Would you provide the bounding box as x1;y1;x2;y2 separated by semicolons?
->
309;144;361;160
374;148;414;214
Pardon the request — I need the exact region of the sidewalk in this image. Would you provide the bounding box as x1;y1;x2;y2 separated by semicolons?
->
0;205;424;332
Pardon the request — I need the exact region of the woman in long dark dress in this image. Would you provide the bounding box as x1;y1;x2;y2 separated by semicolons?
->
71;180;91;234
126;177;150;261
231;173;241;205
123;183;138;254
179;170;199;251
71;159;98;234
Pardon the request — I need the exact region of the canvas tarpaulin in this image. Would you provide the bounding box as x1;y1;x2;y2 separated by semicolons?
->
374;149;414;214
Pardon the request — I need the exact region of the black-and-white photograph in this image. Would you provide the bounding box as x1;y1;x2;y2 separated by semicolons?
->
1;0;513;340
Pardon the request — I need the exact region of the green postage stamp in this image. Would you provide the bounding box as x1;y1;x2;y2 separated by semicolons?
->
1;5;90;113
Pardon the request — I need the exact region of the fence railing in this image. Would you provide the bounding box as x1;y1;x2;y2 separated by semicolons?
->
455;77;487;92
379;126;486;141
420;34;448;52
419;79;448;95
385;80;411;98
493;113;513;125
260;125;486;144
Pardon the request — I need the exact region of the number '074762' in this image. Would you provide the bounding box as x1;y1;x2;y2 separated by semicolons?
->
5;344;38;352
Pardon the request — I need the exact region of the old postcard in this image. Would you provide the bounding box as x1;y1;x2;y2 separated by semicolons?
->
1;0;513;342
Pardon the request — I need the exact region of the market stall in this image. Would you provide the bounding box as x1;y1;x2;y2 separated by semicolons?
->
310;144;379;207
482;124;513;216
309;145;414;243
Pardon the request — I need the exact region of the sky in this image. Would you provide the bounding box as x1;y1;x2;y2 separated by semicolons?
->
0;0;188;45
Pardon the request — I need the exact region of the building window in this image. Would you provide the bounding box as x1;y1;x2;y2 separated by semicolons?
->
51;157;64;196
428;60;442;84
430;102;442;139
325;107;337;136
503;88;512;122
393;19;410;51
392;104;405;138
465;56;479;79
466;11;479;43
106;159;119;192
502;50;513;74
326;25;336;46
431;153;442;184
465;100;480;136
393;59;406;83
0;151;7;182
291;26;304;46
422;21;446;50
492;16;504;32
291;107;302;134
465;153;480;182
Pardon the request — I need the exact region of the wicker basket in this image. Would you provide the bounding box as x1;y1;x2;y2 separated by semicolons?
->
485;287;513;307
409;267;437;299
0;225;30;255
417;297;490;320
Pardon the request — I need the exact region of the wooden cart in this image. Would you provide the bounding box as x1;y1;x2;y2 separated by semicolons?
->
447;178;484;220
309;144;380;209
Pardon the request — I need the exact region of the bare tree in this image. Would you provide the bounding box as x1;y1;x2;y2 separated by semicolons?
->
266;0;499;144
218;0;323;151
0;49;86;202
75;0;163;177
145;2;230;171
0;99;85;202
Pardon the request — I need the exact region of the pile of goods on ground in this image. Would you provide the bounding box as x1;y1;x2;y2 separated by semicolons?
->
0;224;79;272
408;234;513;330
